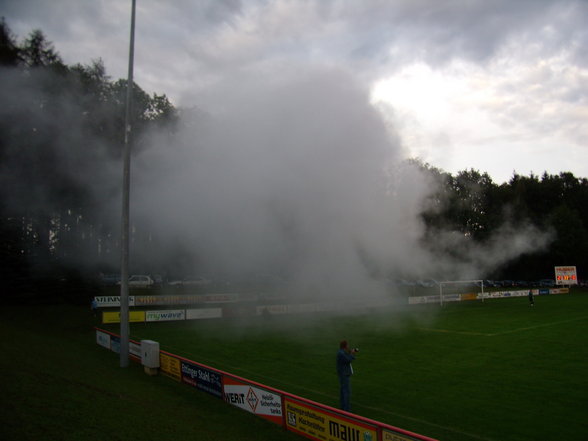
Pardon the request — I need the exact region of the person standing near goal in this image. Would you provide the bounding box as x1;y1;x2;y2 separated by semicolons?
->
336;340;358;412
528;289;535;306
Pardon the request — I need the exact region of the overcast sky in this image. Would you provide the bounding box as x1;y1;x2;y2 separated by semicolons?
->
4;0;587;184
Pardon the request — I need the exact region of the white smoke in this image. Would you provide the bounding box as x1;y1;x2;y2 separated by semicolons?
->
130;66;551;299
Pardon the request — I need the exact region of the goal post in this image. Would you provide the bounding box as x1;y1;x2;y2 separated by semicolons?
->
438;280;484;306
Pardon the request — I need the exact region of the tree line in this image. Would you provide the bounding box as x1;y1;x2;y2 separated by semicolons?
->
0;19;178;301
418;165;588;282
1;19;586;301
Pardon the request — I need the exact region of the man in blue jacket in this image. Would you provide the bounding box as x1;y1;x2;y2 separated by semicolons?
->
336;340;358;412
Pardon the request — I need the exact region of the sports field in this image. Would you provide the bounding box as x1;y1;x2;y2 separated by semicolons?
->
114;291;588;441
0;304;302;441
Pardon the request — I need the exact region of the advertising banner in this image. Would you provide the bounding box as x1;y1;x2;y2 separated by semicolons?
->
257;304;292;315
96;332;140;360
102;310;145;324
204;294;241;303
408;296;443;305
222;305;257;318
442;294;461;302
382;429;423;441
96;330;111;349
160;353;182;382
145;309;185;322
285;397;377;441
222;376;283;425
186;308;222;320
111;335;120;353
555;266;578;285
135;295;204;306
94;296;135;307
181;360;223;398
130;341;141;359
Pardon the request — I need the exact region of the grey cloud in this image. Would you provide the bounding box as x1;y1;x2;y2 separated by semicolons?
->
5;0;587;103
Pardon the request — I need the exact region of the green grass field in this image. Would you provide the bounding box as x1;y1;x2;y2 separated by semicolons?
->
0;304;301;441
2;292;586;441
104;291;588;441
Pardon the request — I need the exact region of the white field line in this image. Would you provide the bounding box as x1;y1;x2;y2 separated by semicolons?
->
418;315;588;337
417;328;493;336
356;403;501;441
490;315;588;336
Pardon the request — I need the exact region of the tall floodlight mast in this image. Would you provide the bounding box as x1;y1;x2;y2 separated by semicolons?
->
120;0;136;368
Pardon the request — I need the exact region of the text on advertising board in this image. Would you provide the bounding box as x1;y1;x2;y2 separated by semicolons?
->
382;429;422;441
285;398;377;441
160;353;181;382
554;266;578;285
181;360;222;398
223;376;282;425
94;296;135;307
102;310;145;324
146;310;185;322
96;330;111;349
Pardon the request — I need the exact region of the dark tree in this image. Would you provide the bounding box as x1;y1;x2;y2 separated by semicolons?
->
0;18;21;66
0;21;179;301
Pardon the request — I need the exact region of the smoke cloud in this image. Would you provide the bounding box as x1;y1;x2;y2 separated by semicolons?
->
0;61;551;297
131;66;550;299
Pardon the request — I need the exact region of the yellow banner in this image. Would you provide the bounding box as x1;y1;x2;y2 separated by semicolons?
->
285;399;377;441
461;293;477;301
102;311;145;324
160;353;182;382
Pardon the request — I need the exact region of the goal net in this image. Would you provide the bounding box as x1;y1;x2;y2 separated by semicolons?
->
438;280;484;305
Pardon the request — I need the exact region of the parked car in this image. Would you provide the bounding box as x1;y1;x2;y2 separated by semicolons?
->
117;275;154;288
169;276;211;287
538;279;555;287
100;274;121;286
395;279;416;287
182;276;211;286
417;279;438;288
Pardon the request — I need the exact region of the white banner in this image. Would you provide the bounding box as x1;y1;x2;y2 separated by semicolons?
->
130;341;142;358
94;296;135;307
146;310;186;322
186;308;222;320
96;330;111;349
223;383;282;418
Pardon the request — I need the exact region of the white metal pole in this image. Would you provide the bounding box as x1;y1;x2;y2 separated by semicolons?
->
120;0;136;368
440;282;443;306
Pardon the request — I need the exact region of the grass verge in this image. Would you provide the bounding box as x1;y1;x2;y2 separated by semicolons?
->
0;304;300;441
